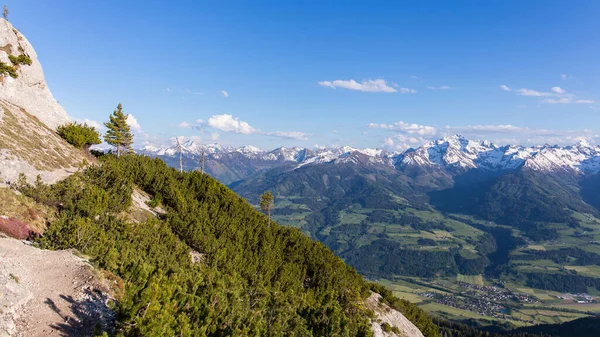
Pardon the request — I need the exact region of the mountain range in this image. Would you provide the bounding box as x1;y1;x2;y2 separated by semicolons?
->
139;135;600;184
140;134;600;297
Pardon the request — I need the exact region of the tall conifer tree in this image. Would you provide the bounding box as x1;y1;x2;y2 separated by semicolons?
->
260;191;274;226
104;103;133;157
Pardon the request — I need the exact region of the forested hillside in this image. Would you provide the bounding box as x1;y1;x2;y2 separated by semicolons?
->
17;154;438;336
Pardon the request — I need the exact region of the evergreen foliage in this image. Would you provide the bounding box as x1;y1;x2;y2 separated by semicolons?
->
19;154;439;337
260;190;274;226
57;122;101;150
0;53;33;78
0;61;17;78
8;54;32;66
103;104;133;157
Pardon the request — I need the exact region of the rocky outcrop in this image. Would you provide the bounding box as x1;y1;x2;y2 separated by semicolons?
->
0;18;87;184
366;292;424;337
0;18;70;130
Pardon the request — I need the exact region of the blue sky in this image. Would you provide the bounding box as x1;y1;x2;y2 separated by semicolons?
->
6;0;600;150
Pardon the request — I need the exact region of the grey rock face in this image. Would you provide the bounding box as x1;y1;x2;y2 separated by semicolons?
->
0;18;70;130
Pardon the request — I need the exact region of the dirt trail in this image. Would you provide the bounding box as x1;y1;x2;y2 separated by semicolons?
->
0;237;115;337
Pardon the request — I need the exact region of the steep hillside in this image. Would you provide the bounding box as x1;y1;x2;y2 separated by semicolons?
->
0;18;86;183
16;154;437;336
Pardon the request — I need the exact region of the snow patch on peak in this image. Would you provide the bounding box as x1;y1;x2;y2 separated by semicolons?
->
397;135;600;174
235;145;263;154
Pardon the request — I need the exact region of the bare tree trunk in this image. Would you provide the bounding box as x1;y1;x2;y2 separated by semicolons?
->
200;147;205;175
176;137;183;173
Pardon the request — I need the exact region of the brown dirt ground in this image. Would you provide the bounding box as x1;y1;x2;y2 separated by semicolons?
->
0;237;116;337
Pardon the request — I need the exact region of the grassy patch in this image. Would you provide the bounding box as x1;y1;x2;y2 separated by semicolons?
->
0;106;85;171
0;188;55;232
456;274;484;286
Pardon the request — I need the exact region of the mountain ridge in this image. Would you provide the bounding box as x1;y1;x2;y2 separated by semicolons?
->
138;135;600;184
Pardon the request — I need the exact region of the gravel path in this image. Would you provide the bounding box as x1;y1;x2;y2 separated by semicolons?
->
0;238;115;337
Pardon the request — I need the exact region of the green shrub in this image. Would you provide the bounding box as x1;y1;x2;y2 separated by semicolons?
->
57;122;101;150
381;322;393;333
90;149;106;158
0;61;17;78
8;54;32;66
19;154;440;336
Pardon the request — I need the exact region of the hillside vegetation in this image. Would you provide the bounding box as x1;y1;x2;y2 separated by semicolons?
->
18;154;438;336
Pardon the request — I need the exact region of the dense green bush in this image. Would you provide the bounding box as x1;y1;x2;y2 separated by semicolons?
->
57;122;101;150
8;54;32;66
18;154;439;336
0;61;17;78
0;54;32;78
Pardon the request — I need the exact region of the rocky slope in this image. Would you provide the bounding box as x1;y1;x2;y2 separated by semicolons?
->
0;237;116;337
0;18;85;184
366;293;424;337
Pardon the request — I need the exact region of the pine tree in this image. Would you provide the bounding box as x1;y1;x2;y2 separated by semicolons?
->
104;103;133;157
260;191;274;226
2;5;8;20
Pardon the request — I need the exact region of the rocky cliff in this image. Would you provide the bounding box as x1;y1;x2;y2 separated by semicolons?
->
0;18;70;129
0;18;86;184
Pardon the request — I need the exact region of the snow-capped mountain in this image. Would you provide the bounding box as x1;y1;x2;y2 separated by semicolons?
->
138;136;600;184
139;141;390;167
395;135;600;174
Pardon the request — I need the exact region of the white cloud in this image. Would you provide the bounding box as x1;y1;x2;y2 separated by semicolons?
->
382;134;431;151
210;132;220;141
368;121;437;135
267;131;309;140
318;79;407;93
74;118;103;130
370;119;599;149
180;114;309;140
383;137;395;147
172;135;185;145
177;121;192;128
516;88;553;97
398;87;418;94
544;97;573;104
509;86;595;105
208;114;257;134
561;74;574;80
221;90;229;97
427;85;451;90
500;85;511;92
126;114;142;131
